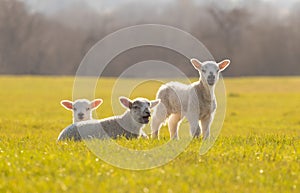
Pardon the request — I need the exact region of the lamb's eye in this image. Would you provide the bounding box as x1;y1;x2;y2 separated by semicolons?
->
73;108;77;111
133;106;139;110
202;70;206;73
86;108;90;111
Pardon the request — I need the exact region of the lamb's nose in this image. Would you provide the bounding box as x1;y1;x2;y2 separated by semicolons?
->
208;74;215;79
78;113;84;117
145;110;150;116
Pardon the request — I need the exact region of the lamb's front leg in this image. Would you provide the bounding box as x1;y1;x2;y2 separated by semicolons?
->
186;115;201;138
201;114;213;140
140;130;149;139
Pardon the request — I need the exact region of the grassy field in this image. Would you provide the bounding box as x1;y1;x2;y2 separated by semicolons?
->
0;76;299;193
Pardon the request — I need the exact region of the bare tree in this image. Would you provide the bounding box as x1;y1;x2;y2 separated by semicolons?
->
0;0;299;76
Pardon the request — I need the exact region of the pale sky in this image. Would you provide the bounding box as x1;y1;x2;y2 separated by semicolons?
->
22;0;300;15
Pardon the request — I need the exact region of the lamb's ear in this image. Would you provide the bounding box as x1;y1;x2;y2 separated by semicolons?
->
91;99;103;109
61;100;73;110
150;99;160;108
119;97;132;109
191;58;202;70
218;59;230;71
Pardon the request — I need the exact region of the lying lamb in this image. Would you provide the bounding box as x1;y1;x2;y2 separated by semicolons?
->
151;58;230;140
57;97;160;141
61;99;103;123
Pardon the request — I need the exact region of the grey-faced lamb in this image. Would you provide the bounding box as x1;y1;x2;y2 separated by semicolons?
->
151;58;230;140
57;97;160;141
61;99;103;123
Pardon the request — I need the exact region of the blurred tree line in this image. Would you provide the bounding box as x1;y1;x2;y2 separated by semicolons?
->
0;0;299;76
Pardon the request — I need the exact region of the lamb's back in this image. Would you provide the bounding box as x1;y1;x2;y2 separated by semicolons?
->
156;81;191;114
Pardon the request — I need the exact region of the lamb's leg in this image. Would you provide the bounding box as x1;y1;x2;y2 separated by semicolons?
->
151;103;167;139
140;130;149;139
201;115;213;140
186;115;201;138
168;114;181;139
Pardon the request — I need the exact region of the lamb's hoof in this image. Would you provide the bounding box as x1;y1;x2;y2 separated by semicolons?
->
192;132;201;139
202;135;210;141
171;136;179;140
140;135;149;139
151;133;159;139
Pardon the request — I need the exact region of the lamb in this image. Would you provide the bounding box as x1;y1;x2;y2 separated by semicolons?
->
57;97;160;141
151;58;230;140
60;99;103;123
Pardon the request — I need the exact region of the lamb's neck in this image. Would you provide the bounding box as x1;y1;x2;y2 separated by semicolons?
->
209;85;216;101
120;111;144;134
199;78;215;95
198;79;215;102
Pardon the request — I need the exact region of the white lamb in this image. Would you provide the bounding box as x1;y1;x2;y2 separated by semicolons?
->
57;97;160;141
60;99;103;123
151;58;230;140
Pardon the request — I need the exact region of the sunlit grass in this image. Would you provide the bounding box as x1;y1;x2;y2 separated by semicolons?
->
0;76;299;192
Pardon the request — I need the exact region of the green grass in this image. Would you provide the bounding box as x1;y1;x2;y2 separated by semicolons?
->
0;76;299;193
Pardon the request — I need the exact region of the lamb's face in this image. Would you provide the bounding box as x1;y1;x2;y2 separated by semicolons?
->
130;99;152;124
119;97;160;124
191;59;231;87
201;62;221;86
61;99;103;123
72;100;92;122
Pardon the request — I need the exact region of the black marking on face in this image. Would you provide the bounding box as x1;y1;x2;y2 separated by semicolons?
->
78;113;85;120
131;101;141;110
207;74;216;85
130;100;152;124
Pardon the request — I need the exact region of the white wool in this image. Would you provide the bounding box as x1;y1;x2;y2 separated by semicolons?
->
57;97;160;141
151;59;230;140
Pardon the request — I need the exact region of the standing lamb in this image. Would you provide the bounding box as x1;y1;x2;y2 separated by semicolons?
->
151;58;230;140
57;97;160;141
61;99;103;123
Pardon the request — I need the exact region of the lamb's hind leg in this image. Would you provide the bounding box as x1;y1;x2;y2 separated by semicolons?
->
151;103;167;139
168;114;181;139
